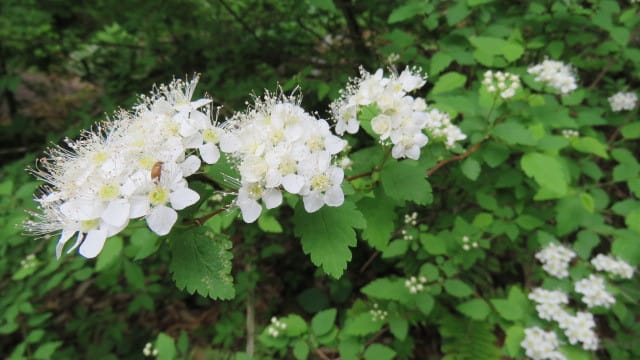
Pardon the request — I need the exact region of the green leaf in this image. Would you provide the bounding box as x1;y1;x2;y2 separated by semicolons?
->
311;308;337;336
574;231;600;259
130;228;160;260
339;338;363;360
579;193;595;213
307;0;336;12
444;279;474;298
430;51;453;76
282;314;308;337
504;326;524;357
431;72;467;94
364;344;396;360
381;160;432;205
258;211;284;233
626;209;640;233
490;299;523;321
156;333;177;360
293;340;310;360
293;201;366;278
621;122;640;139
362;278;409;303
358;193;396;250
468;36;524;62
387;2;428;24
343;312;383;336
420;233;447;255
416;291;435;315
388;313;408;340
33;341;62;360
169;227;235;299
457;298;490;320
521;152;569;197
571;137;609;159
492;123;536;146
461;158;481;181
96;236;123;272
446;1;470;25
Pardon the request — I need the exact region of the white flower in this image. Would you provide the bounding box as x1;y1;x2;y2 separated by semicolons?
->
423;109;467;148
590;254;634;279
528;288;570;321
482;70;521;99
528;59;578;94
608;91;637;112
521;327;566;360
535;243;576;278
575;274;615;308
557;311;599;351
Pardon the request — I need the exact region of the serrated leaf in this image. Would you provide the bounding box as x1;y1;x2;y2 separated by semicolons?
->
490;299;523;320
420;233;447;255
359;193;396;250
282;314;308;337
343;312;383;336
492;122;536;145
293;201;366;278
364;344;396;360
504;325;524;357
416;291;435;315
457;298;490;320
311;308;337;336
388;314;408;340
430;51;453;76
521;152;569;197
361;278;409;303
169;227;235;299
571;137;609;159
431;72;467;94
381;160;432;205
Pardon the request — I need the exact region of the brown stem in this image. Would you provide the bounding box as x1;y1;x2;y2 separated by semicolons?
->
426;142;482;177
587;59;614;91
314;348;332;360
359;250;380;273
194;205;232;225
346;170;374;182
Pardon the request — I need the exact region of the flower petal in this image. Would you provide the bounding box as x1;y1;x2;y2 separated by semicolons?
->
303;191;324;213
147;205;178;236
238;198;262;223
56;229;77;259
262;188;283;209
180;155;201;177
169;187;200;210
199;142;220;164
79;228;108;258
102;199;131;227
281;174;305;194
324;186;344;207
60;199;103;221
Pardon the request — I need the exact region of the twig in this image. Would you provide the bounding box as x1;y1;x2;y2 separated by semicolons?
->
426;142;482;177
314;348;332;360
360;251;380;273
194;204;232;225
216;0;261;43
346;170;374;182
587;59;615;90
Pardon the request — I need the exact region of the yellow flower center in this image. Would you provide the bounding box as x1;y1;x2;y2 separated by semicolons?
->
98;183;120;201
81;219;99;232
311;174;330;192
149;187;169;206
203;128;219;144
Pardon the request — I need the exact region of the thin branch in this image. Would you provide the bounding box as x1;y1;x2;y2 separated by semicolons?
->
194;204;232;226
216;0;261;42
587;58;615;91
245;264;255;357
360;251;380;273
426;142;483;177
346;170;374;182
314;348;332;360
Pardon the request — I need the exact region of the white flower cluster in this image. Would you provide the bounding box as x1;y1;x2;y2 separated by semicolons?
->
608;91;637;112
535;243;576;278
220;92;347;221
528;59;578;94
404;275;427;294
591;254;634;279
561;129;579;138
528;288;599;351
482;70;521;99
370;303;388;321
143;342;158;357
529;288;569;321
521;327;566;360
423;109;467;149
26;77;218;258
331;67;441;160
267;316;287;338
575;274;615;308
404;211;418;226
20;254;37;269
462;235;478;251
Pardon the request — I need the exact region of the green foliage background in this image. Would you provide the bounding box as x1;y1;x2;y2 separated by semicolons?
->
1;0;639;359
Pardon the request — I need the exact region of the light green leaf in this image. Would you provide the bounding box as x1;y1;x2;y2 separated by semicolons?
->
461;158;481;181
579;193;595;213
388;314;408;340
571;137;609;159
362;278;409;303
504;326;524;357
621;122;640;139
282;314;308;337
364;344;396;360
457;298;490;320
311;308;337;336
293;340;310;360
468;36;524;62
169;227;235;299
381;160;433;205
359;193;396;250
431;72;467;95
96;236;123;272
156;333;177;360
33;341;62;360
387;2;429;24
258;211;284;233
490;298;523;321
430;51;453;76
521;152;569;197
420;233;447;255
293;201;366;278
306;0;336;12
416;291;435;315
444;279;474;298
343;312;383;336
492;122;536;145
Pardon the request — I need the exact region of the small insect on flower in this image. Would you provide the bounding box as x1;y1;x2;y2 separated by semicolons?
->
151;162;163;183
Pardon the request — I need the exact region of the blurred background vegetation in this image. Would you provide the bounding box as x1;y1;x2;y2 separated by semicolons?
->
1;0;639;359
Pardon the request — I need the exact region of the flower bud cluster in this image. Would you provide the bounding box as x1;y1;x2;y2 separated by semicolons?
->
404;211;418;226
561;129;579;138
423;109;467;149
574;274;615;308
590;254;634;279
25;77;219;258
482;70;520;99
220;92;347;221
608;91;637;112
331;67;460;159
143;342;158;357
527;59;577;94
462;235;478;251
370;303;388;321
20;254;37;269
535;243;576;278
405;275;427;294
267;316;287;337
521;327;566;360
